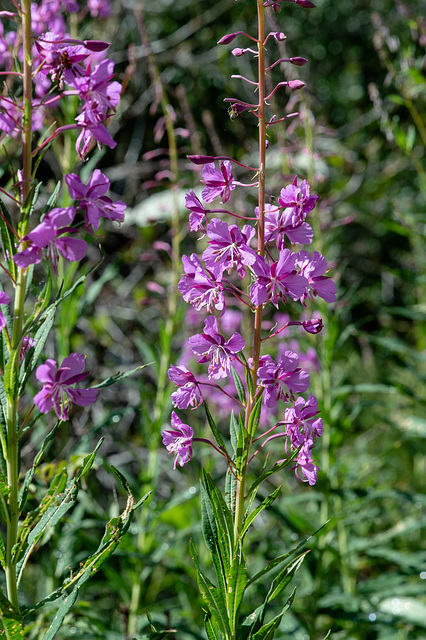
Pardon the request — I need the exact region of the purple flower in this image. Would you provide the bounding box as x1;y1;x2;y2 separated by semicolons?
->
162;412;194;468
263;203;313;248
168;364;203;409
202;218;257;280
296;250;337;304
189;315;245;379
284;393;323;449
278;177;318;226
20;336;36;362
34;353;98;420
201;161;235;204
35;33;89;87
71;59;121;124
185;190;207;232
13;207;87;275
88;0;111;17
258;351;310;407
178;253;225;313
293;441;319;486
250;250;308;307
75;121;117;160
65;170;126;232
0;291;10;331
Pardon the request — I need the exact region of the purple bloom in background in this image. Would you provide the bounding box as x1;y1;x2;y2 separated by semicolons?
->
278;177;318;227
258;350;310;407
296;250;337;304
34;353;98;420
250;250;308;307
189;315;245;379
168;364;203;409
178;253;225;313
0;291;10;331
65;170;126;232
20;336;36;362
264;203;313;248
185;190;207;232
201;161;235;203
13;207;87;275
88;0;111;17
203;218;257;280
161;412;194;468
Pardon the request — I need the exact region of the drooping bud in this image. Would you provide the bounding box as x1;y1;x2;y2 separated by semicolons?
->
218;33;237;45
187;155;215;165
232;48;246;57
290;56;308;66
303;319;324;334
295;0;316;7
83;40;111;52
272;3;281;12
288;79;306;90
273;32;286;41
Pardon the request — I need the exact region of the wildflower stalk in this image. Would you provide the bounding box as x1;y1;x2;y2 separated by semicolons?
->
4;0;34;611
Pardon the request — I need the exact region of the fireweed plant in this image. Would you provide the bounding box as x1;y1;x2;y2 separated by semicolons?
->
0;0;147;633
163;0;337;638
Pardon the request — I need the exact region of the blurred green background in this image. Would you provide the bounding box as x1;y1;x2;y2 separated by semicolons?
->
10;0;426;637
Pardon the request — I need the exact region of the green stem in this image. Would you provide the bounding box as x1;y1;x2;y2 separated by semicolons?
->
4;0;33;610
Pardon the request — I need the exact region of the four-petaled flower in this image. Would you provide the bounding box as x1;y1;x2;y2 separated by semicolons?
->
168;364;203;409
189;315;245;379
13;207;87;275
201;161;235;203
250;250;308;307
278;176;319;226
34;353;98;421
65;170;126;232
257;351;310;407
161;412;194;468
296;250;337;305
203;218;256;280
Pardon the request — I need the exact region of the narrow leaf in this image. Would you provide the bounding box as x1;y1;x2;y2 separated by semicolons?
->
247;394;263;440
227;543;248;632
92;364;150;389
231;366;246;405
241;486;282;538
0;591;25;639
267;552;308;602
204;402;227;451
252;588;297;640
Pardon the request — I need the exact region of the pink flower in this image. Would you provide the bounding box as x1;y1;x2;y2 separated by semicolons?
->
201;161;235;203
162;412;194;468
34;353;98;420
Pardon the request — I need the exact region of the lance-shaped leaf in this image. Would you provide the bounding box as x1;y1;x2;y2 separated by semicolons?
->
0;197;18;283
18;307;55;396
266;552;308;603
189;539;231;639
245;446;301;501
240;486;282;538
231;366;246;405
204;402;227;452
227;542;248;634
204;610;220;640
200;469;234;593
251;588;297;640
92;364;150;389
247;393;263;440
15;439;104;585
0;591;24;640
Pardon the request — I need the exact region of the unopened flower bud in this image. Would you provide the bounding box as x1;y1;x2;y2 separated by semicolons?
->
232;48;245;57
187;155;215;165
303;319;324;334
83;40;110;51
272;3;281;12
288;79;305;90
290;56;308;66
296;0;316;7
273;32;286;41
218;33;237;45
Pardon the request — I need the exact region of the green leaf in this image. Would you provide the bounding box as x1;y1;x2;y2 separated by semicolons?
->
0;470;11;524
267;552;308;602
204;610;220;640
229;411;239;454
92;364;150;389
252;588;296;640
236;413;248;477
239;352;253;399
247;521;329;587
204;402;227;451
0;198;17;283
247;394;263;439
18;307;55;395
200;470;234;592
189;539;231;639
0;591;24;639
225;467;237;515
23;483;149;621
15;439;104;585
241;486;282;538
18;420;60;512
227;543;248;632
245;448;301;500
231;366;246;405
